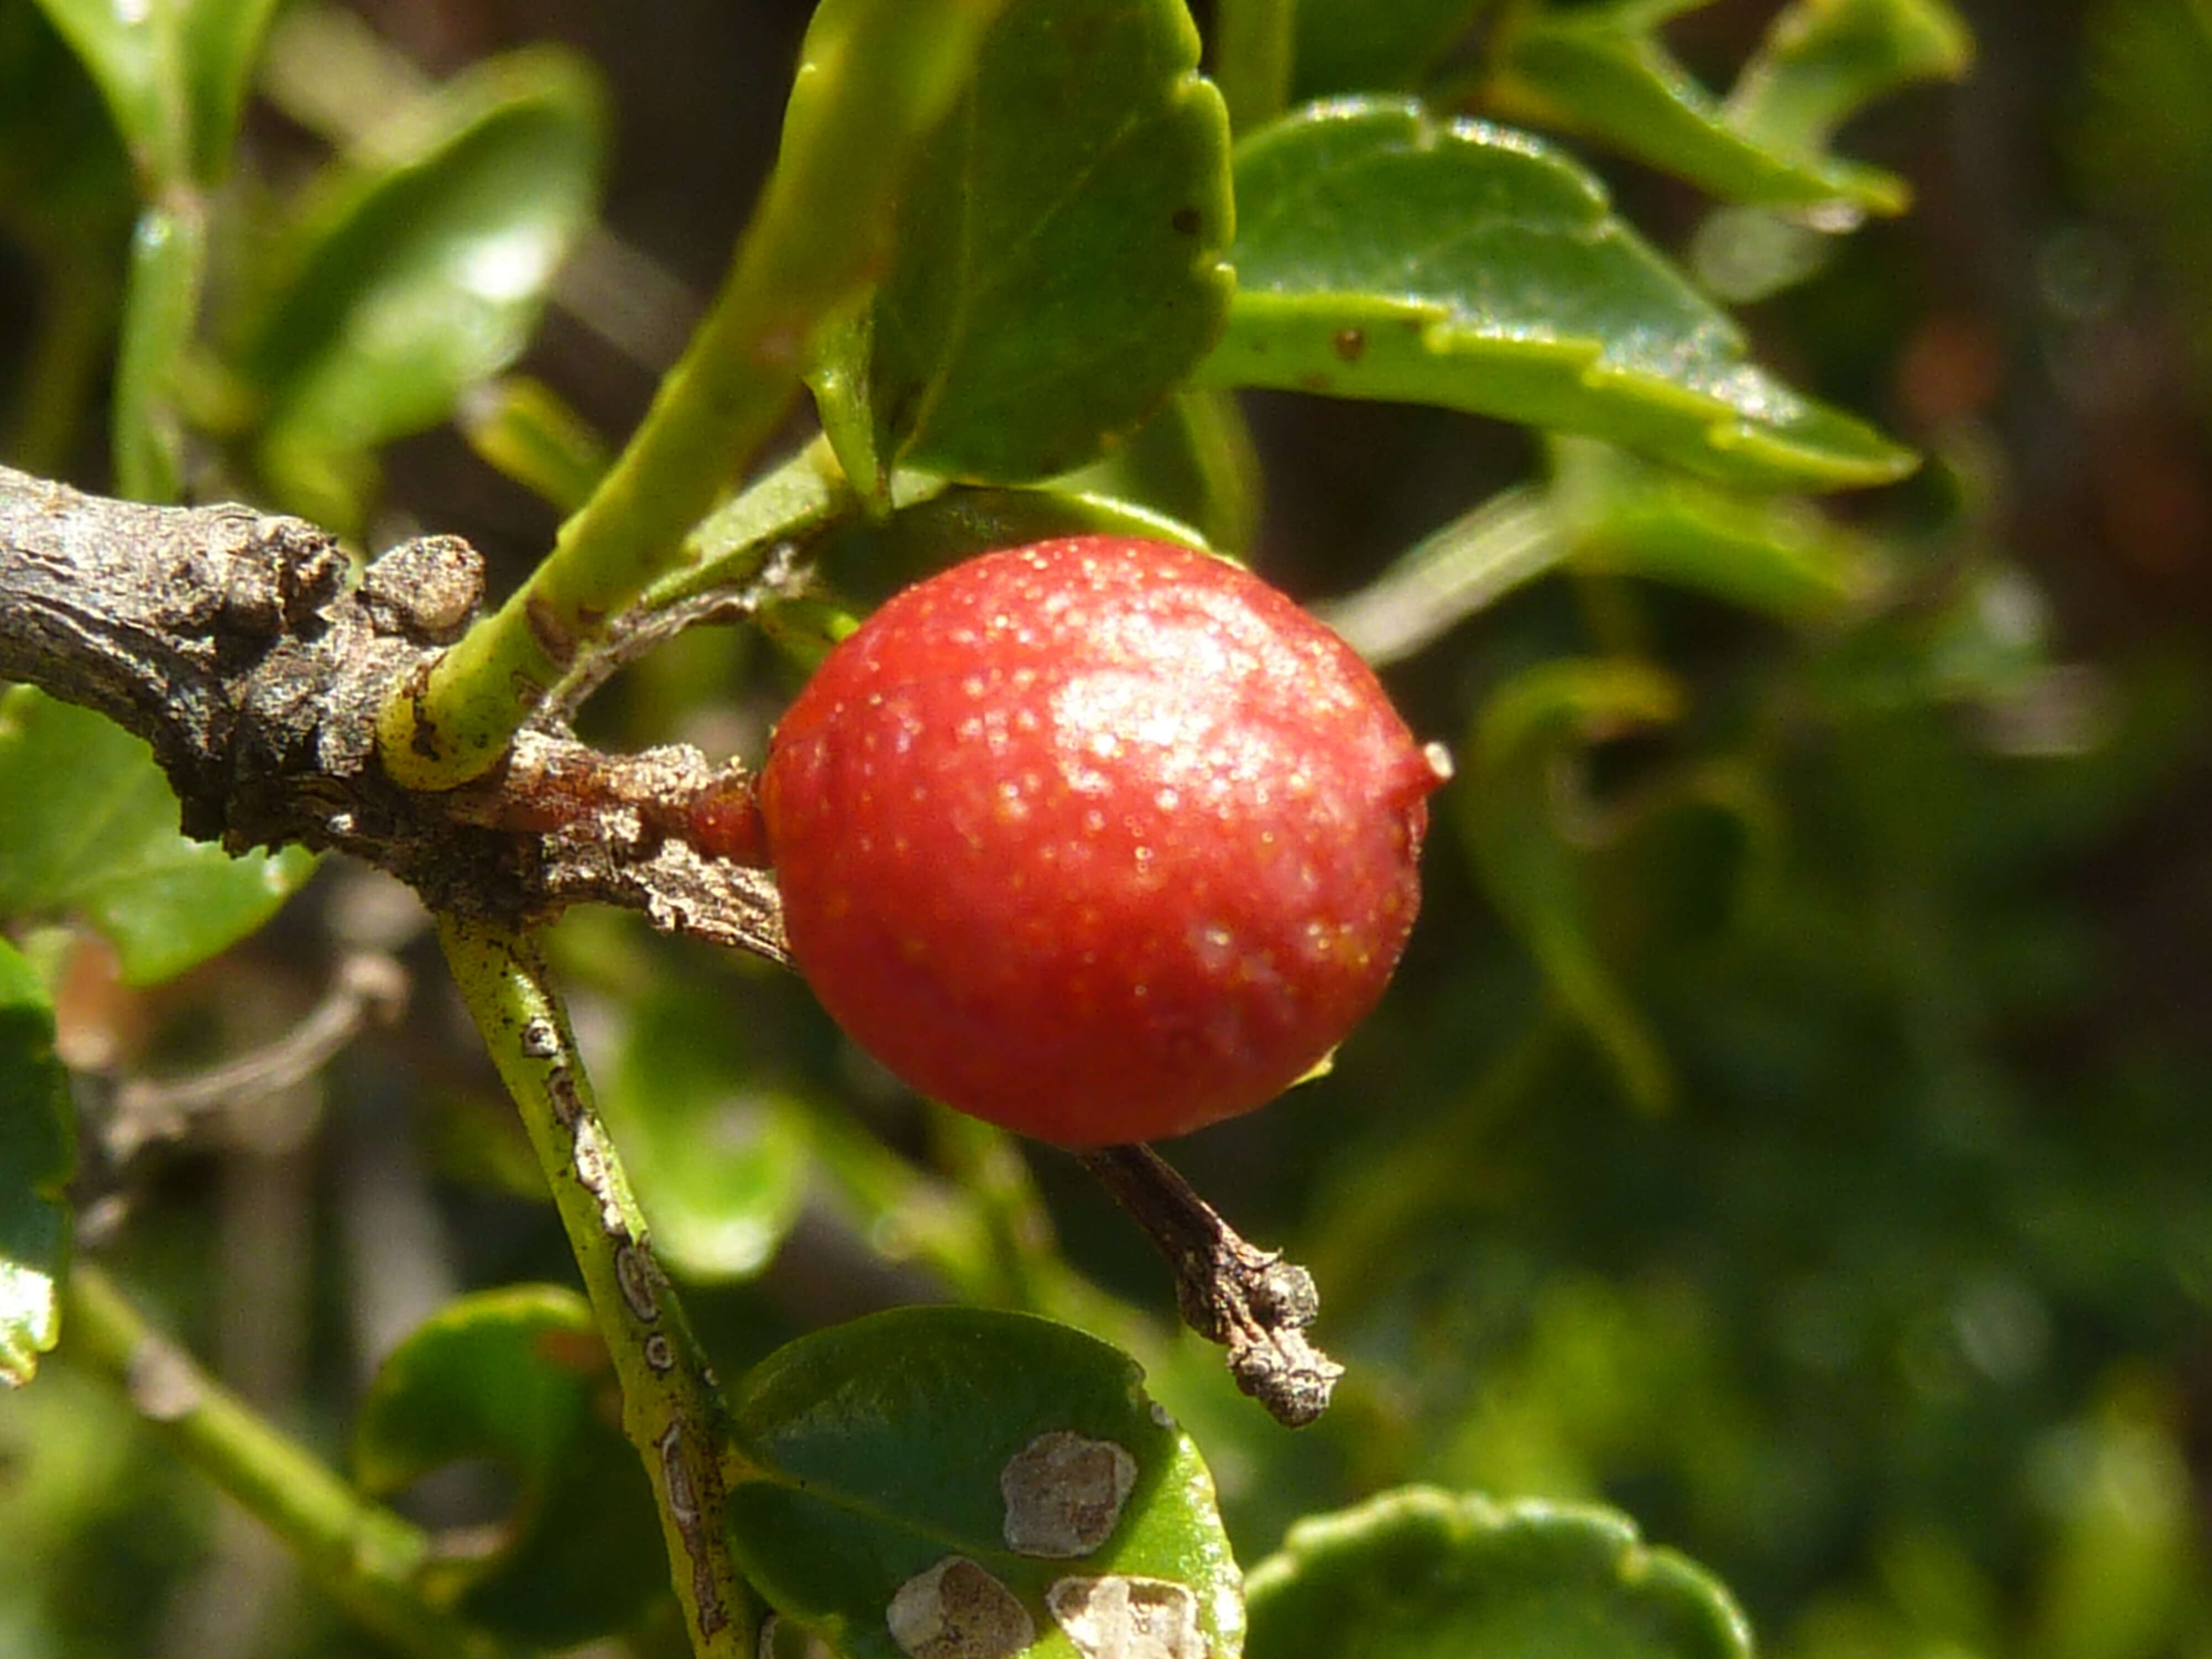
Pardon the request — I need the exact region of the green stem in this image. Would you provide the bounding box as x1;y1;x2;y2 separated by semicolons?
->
62;1264;519;1659
1213;0;1297;134
112;192;208;504
379;0;1012;791
1315;484;1568;667
436;914;753;1659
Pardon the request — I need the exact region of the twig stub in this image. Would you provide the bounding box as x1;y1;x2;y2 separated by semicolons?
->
1077;1144;1343;1427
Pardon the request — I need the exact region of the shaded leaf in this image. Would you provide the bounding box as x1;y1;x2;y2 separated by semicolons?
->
599;983;811;1282
244;47;604;531
352;1285;666;1646
817;481;1212;609
1290;0;1488;101
1243;1487;1751;1659
1459;659;1684;1112
1202;99;1915;492
0;938;71;1389
1051;389;1263;554
821;0;1235;491
725;1306;1240;1659
0;688;314;985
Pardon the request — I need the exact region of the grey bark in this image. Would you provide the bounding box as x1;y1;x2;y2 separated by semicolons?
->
0;464;785;963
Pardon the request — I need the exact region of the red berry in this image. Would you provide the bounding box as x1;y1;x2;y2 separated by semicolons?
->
759;535;1443;1147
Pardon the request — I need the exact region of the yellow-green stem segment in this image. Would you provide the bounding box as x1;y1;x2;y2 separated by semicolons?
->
436;914;757;1658
378;0;1011;792
63;1264;522;1659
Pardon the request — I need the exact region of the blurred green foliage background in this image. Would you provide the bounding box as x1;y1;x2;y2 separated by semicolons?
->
4;2;2212;1658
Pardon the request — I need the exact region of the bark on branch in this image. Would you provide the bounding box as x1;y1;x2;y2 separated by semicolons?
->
0;465;785;962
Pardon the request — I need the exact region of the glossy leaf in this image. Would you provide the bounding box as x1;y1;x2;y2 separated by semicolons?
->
724;1306;1241;1659
822;0;1236;491
1243;1487;1753;1659
1551;439;1888;621
1484;0;1945;216
599;983;811;1282
0;939;71;1389
1290;0;1486;101
1459;659;1684;1112
0;688;314;985
1203;100;1916;492
352;1285;666;1645
246;47;604;531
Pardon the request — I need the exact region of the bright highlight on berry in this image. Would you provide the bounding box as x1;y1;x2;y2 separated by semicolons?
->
759;535;1446;1147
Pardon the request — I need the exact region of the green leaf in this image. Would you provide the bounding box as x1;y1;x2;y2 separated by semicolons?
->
1459;659;1684;1112
1483;0;1951;216
1727;0;1973;165
29;0;281;187
28;0;189;186
1243;1487;1752;1659
1290;0;1488;100
1202;99;1916;492
352;1285;667;1646
725;1306;1241;1659
244;46;604;531
820;0;1236;491
0;687;314;985
818;481;1213;608
0;938;72;1389
1551;438;1888;621
178;0;282;181
599;983;811;1282
1051;389;1263;554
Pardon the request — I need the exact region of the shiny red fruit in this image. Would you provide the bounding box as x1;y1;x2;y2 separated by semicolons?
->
759;535;1444;1148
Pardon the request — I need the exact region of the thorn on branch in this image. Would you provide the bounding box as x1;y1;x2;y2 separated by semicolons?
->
1076;1143;1343;1427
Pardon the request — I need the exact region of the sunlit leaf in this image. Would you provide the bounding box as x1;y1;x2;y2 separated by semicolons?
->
244;47;604;531
1244;1487;1752;1659
1484;0;1964;216
725;1307;1241;1659
1202;98;1916;492
0;939;71;1389
816;0;1235;493
353;1285;666;1645
0;688;314;985
1728;0;1973;164
1551;439;1889;621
